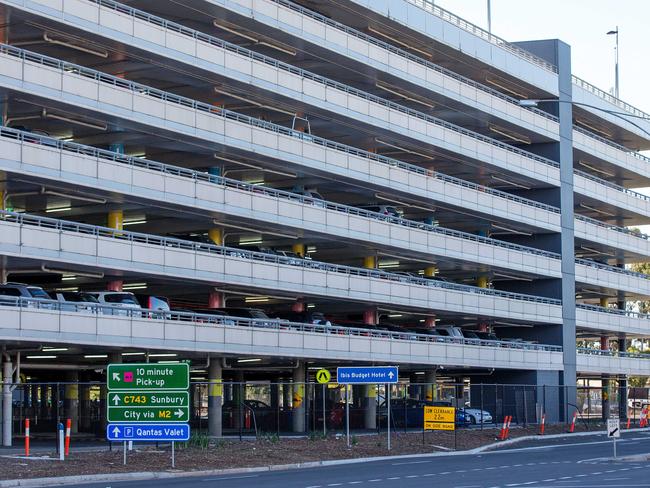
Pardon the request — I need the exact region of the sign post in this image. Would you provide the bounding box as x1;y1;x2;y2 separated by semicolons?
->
316;369;331;437
607;417;620;458
106;363;190;467
336;366;398;450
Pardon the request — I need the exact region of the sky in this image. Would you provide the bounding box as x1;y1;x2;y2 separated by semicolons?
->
434;0;650;113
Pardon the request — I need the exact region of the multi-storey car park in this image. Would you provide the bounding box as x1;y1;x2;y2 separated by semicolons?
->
0;0;649;442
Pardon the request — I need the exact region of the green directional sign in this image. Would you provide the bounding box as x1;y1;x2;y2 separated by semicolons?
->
107;363;189;391
108;405;190;422
108;391;190;408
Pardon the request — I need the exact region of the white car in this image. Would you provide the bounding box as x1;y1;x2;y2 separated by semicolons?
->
87;291;142;316
463;407;493;424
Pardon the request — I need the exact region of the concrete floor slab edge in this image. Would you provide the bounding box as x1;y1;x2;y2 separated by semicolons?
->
1;428;646;488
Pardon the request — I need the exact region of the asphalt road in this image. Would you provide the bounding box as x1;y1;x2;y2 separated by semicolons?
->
72;431;650;488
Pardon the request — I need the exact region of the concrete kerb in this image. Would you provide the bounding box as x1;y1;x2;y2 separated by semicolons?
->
0;428;645;488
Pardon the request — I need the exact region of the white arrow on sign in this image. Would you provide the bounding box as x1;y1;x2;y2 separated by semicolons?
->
112;394;121;405
112;426;121;436
174;408;184;419
388;372;395;379
112;372;121;382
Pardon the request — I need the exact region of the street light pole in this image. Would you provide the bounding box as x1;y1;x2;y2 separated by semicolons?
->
607;27;619;99
487;0;492;34
518;98;650;138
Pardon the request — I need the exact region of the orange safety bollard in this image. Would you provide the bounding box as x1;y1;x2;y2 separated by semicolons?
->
64;418;71;456
24;419;30;457
504;415;512;439
568;411;577;433
539;413;546;435
626;417;631;429
498;416;508;440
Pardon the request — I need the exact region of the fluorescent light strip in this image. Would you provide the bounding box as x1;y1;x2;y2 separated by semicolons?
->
375;81;435;109
237;358;262;363
375;138;435;160
84;354;108;359
578;160;615;178
488;125;531;145
148;353;177;358
45;206;71;213
26;355;57;359
490;175;531;190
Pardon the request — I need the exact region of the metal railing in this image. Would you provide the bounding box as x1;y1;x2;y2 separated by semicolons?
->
575;214;650;242
56;0;561;169
0;210;562;306
577;347;650;360
404;0;557;73
575;125;650;166
0;295;563;352
572;76;650;121
261;0;557;122
577;303;650;321
404;0;650;121
575;258;650;282
574;169;650;203
0;125;561;260
0;125;561;215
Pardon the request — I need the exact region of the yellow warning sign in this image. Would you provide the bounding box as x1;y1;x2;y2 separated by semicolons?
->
316;369;331;384
424;406;455;431
424;421;455;431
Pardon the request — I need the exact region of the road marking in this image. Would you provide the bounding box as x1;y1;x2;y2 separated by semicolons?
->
348;482;363;485
202;475;259;481
367;479;382;482
405;475;419;478
327;484;342;487
392;460;431;465
387;477;401;480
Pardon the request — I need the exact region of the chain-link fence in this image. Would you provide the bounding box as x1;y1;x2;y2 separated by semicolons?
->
2;381;640;439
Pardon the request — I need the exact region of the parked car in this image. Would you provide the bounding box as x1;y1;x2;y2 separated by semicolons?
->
475;331;500;342
463;406;493;424
222;399;275;431
358;204;402;219
216;308;284;328
87;291;142;316
0;283;53;308
280;310;332;327
133;294;171;318
182;308;236;325
378;399;470;428
288;188;326;207
53;291;100;313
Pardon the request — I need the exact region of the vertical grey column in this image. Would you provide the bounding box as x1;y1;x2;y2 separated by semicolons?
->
516;39;576;416
363;385;377;430
425;370;437;401
2;357;12;446
208;359;223;437
65;371;79;434
618;335;628;420
292;362;305;433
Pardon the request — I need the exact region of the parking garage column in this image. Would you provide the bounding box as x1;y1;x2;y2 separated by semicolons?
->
65;371;79;434
601;336;610;420
363;384;377;429
292;362;306;433
423;266;437;327
79;382;92;432
2;356;12;446
208;289;224;309
208;228;223;246
425;370;437;401
363;256;378;325
208;358;223;437
107;209;124;291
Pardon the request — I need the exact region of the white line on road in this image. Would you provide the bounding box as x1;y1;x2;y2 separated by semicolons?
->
202;475;259;481
392;460;431;465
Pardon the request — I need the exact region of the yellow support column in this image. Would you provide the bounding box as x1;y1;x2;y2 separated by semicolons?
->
107;210;123;230
476;276;489;289
363;255;377;269
208;228;223;246
423;266;438;278
292;243;305;257
600;298;608;307
364;384;377;429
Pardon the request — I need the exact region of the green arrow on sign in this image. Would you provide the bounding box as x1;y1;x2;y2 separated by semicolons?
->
107;363;189;390
107;405;190;423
